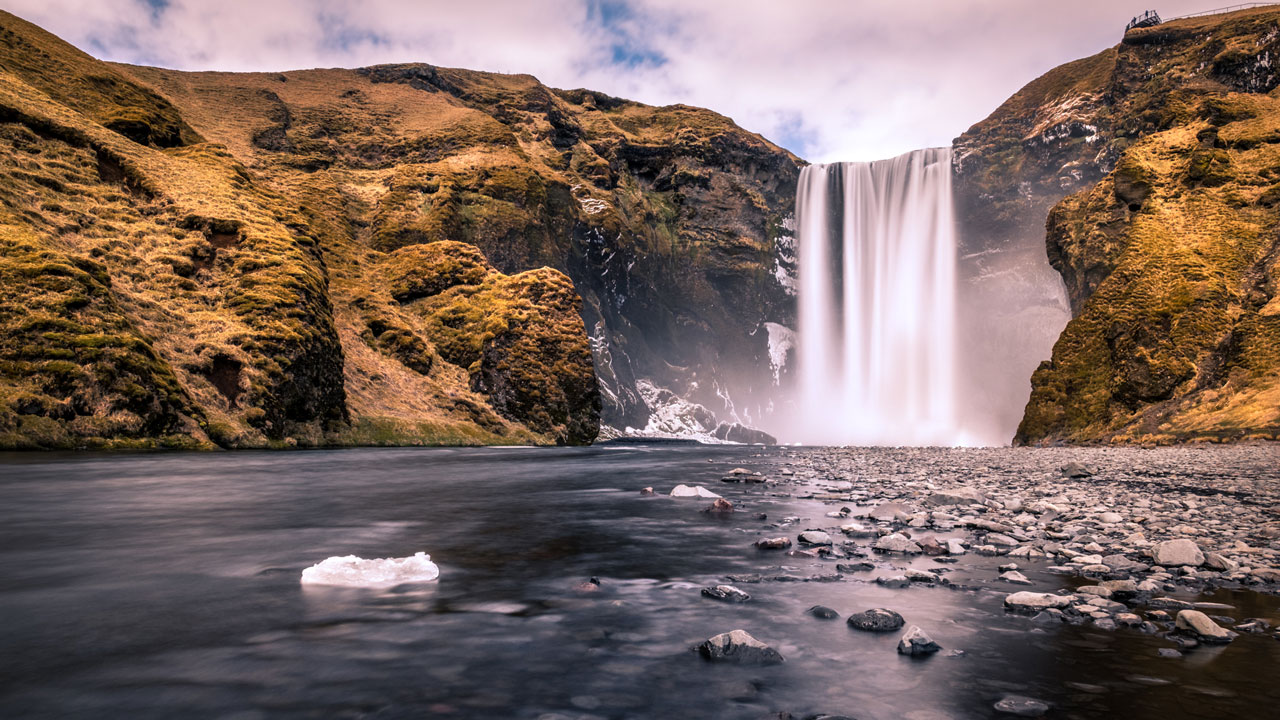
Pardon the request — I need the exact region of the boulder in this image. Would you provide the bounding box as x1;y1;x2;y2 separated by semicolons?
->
847;608;905;632
754;537;792;550
808;605;840;620
1061;462;1095;478
1004;592;1073;612
696;629;784;664
925;487;987;506
701;585;750;603
1175;610;1234;644
896;625;941;656
1151;539;1204;567
798;530;833;546
874;533;922;554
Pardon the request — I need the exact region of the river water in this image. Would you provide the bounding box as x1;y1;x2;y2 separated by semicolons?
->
0;445;1276;719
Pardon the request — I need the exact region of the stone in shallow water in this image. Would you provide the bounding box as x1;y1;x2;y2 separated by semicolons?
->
696;629;784;664
1004;592;1072;612
874;533;922;553
999;570;1033;585
808;605;840;620
1175;610;1234;644
896;625;941;656
755;537;792;550
798;530;833;545
847;608;905;632
994;695;1050;717
925;487;987;506
701;584;750;603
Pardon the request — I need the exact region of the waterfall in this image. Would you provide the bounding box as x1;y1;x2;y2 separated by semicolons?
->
795;148;960;446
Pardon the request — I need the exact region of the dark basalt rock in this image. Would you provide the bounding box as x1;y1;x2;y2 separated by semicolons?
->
847;608;905;632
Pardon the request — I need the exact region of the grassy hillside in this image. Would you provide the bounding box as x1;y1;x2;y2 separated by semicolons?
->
0;10;598;448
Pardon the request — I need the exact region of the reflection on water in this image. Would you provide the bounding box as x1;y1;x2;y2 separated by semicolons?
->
0;446;1276;719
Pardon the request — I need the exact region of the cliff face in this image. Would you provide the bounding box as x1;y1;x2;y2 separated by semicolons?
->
0;11;797;449
120;61;800;437
958;7;1280;444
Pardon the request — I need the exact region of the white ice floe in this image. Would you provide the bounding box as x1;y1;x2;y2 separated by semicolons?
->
670;484;722;499
300;551;439;588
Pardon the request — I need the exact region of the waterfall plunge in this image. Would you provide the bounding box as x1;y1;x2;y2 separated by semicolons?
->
795;148;962;446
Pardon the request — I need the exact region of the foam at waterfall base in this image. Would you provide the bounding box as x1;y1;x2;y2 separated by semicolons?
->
300;551;439;587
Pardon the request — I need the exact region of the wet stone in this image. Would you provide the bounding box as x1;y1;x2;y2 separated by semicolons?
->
896;625;941;656
847;608;905;632
808;605;840;620
701;585;750;603
994;695;1051;717
695;629;784;665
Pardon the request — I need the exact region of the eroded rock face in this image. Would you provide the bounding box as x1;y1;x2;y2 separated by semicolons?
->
959;7;1280;445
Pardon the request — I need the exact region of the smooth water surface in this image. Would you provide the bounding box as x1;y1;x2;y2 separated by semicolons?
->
0;446;1277;719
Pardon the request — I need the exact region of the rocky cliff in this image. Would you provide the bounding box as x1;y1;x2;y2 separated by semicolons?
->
0;10;798;449
958;6;1280;444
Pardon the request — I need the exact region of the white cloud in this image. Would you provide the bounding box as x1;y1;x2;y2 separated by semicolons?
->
3;0;1220;161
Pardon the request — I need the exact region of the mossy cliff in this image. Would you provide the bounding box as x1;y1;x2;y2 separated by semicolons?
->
122;60;799;434
0;10;796;448
958;7;1280;444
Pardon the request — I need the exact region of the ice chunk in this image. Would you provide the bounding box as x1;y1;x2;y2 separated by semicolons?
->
670;484;721;498
300;551;439;588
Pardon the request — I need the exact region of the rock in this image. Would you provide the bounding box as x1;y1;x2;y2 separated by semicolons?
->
875;574;910;589
905;569;940;583
946;539;967;555
999;570;1033;585
754;537;792;550
896;625;941;656
703;498;734;514
986;533;1020;547
847;608;905;632
1004;592;1073;612
1061;462;1095;478
696;629;784;664
840;522;877;538
798;530;833;546
1097;512;1123;524
1151;539;1204;567
994;695;1050;717
836;561;875;572
1076;585;1112;598
670;485;721;499
808;605;840;620
1175;610;1234;644
701;585;750;603
925;487;987;506
869;502;912;521
1158;648;1183;658
712;422;777;445
874;533;922;554
918;536;947;555
640;487;655;496
1204;553;1238;572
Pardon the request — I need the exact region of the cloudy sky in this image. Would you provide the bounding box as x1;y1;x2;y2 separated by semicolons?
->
5;0;1219;161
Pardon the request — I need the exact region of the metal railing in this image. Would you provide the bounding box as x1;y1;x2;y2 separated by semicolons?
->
1166;2;1280;21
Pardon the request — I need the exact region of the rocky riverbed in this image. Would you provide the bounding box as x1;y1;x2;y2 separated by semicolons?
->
670;444;1280;716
